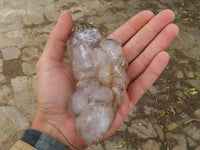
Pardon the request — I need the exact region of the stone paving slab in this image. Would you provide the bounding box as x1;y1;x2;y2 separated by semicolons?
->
0;0;200;150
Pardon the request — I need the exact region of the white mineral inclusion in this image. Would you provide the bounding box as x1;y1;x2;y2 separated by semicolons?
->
67;24;128;144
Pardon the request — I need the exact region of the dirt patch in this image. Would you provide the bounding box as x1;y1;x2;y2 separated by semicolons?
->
3;59;23;80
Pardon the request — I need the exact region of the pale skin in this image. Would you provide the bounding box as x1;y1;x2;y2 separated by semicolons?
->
31;9;179;150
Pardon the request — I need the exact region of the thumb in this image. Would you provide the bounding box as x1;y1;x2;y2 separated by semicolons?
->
42;10;73;61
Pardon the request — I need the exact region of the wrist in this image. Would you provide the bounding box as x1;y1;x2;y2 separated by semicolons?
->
30;115;75;149
21;129;71;150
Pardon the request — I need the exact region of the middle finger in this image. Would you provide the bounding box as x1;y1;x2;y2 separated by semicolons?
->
123;9;175;63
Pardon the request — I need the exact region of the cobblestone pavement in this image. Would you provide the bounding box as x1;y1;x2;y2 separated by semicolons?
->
0;0;200;149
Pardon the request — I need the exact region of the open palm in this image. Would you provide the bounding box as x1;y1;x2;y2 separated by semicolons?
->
31;10;178;150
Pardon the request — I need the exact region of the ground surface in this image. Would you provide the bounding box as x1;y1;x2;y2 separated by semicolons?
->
0;0;200;150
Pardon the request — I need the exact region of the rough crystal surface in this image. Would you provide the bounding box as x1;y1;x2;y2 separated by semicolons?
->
67;24;128;144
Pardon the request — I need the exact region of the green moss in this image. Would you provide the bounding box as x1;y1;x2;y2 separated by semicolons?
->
159;111;166;118
3;128;9;134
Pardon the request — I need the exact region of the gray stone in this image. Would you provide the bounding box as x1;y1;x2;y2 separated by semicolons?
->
44;6;60;21
0;34;17;48
128;106;138;117
194;109;200;119
2;23;24;33
0;114;17;147
0;6;15;17
181;113;192;123
196;146;200;150
104;136;133;150
187;79;200;89
33;33;49;46
125;106;137;122
11;76;29;92
187;137;197;147
85;144;104;150
182;30;196;49
72;12;85;21
0;73;6;83
194;72;200;78
124;114;132;123
27;7;45;25
0;129;24;150
7;97;15;106
168;122;178;131
6;29;25;38
0;17;4;23
23;16;32;25
148;85;159;95
0;59;3;72
45;0;54;2
0;0;4;4
144;105;159;115
4;0;26;6
169;35;185;50
31;14;45;25
175;81;182;89
1;47;21;60
5;10;24;23
190;47;200;57
176;70;184;79
118;123;127;132
166;133;187;150
173;135;187;150
184;126;200;141
35;23;55;34
0;106;29;128
128;119;157;139
140;140;161;150
179;59;190;64
184;69;195;78
11;76;37;121
8;0;26;9
153;124;164;140
22;62;36;75
0;85;12;104
21;46;41;61
32;75;37;96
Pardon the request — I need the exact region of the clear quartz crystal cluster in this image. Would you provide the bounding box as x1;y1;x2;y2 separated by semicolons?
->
67;23;128;144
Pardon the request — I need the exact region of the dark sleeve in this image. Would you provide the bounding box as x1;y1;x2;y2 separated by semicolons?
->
21;129;71;150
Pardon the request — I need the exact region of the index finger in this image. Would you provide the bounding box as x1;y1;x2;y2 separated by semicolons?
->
108;10;154;46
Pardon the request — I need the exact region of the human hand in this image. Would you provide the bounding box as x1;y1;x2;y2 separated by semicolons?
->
31;10;178;150
103;9;179;140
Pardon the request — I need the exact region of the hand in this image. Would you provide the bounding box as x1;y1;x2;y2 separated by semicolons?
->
31;10;178;150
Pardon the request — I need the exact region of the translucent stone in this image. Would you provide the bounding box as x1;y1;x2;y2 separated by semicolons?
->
76;105;114;144
67;23;128;144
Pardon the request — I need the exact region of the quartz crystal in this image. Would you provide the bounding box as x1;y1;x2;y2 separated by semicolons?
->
67;23;128;144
